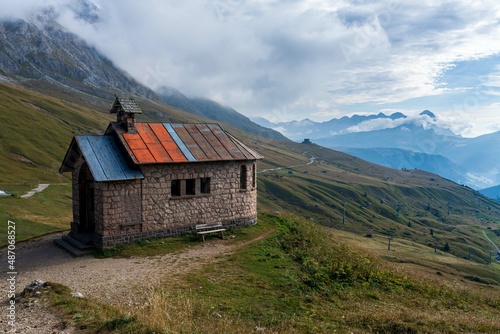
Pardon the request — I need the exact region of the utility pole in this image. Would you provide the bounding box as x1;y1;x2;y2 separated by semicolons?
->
388;237;392;251
434;242;437;253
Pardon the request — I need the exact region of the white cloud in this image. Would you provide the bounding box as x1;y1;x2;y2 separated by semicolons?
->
344;113;439;134
1;0;500;136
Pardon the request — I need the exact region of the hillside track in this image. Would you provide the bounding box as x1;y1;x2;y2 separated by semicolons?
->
20;184;50;199
483;230;500;255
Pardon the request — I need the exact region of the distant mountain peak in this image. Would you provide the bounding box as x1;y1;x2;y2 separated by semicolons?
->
390;112;407;119
71;0;102;24
420;110;436;119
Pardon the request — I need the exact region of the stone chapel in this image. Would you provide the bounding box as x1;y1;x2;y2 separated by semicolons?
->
58;96;262;252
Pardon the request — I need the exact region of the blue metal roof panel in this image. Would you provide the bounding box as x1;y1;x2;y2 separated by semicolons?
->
75;135;144;182
76;136;108;181
163;123;197;162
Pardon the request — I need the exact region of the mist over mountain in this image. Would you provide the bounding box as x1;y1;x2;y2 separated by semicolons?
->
157;86;287;140
1;4;497;189
252;112;408;140
0;10;157;101
252;110;457;141
255;112;500;189
0;10;283;139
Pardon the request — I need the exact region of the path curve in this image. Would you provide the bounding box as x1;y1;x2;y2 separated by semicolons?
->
20;184;50;199
483;230;500;254
258;151;316;173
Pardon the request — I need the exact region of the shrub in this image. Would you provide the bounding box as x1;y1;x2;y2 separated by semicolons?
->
443;242;450;252
276;214;400;290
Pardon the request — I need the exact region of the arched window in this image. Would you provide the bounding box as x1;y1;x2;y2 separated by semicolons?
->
240;165;247;190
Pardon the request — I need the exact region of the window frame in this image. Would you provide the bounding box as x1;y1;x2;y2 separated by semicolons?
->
170;177;211;199
186;178;196;195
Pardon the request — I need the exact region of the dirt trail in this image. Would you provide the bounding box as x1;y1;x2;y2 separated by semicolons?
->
0;229;273;333
20;184;50;199
483;230;500;254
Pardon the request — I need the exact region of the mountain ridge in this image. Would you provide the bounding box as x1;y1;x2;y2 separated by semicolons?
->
255;112;499;189
157;86;287;140
0;14;284;140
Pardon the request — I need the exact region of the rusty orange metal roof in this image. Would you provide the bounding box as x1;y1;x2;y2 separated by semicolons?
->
118;123;263;164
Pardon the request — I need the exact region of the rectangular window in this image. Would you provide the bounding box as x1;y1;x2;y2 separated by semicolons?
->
171;179;181;196
200;177;211;194
240;165;247;190
186;178;196;195
252;164;256;188
171;177;211;198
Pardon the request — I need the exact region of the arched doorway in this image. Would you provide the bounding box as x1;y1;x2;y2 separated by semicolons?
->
78;162;95;234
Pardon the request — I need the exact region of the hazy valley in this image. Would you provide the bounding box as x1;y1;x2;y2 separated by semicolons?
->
254;112;500;192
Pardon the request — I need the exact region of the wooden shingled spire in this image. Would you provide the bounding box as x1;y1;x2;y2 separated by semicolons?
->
110;95;142;133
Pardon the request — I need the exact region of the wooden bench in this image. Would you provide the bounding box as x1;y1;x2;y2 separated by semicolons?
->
195;223;226;242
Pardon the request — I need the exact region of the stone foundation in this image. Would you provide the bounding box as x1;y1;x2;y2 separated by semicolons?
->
97;215;257;248
70;158;259;249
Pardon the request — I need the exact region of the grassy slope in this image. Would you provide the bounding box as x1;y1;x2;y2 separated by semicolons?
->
0;83;215;243
254;140;500;261
1;81;499;267
35;214;499;333
0;83;106;185
2;82;500;331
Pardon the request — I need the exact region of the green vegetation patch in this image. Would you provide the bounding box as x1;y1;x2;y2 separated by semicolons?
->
43;213;499;333
0;184;72;246
166;214;500;333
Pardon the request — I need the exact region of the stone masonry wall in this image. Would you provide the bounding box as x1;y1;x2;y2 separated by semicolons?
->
94;180;142;248
98;160;258;248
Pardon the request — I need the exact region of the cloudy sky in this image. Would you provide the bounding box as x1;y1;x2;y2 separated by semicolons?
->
2;0;500;137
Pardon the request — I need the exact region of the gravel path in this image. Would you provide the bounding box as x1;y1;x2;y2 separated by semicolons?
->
20;184;50;199
0;231;251;333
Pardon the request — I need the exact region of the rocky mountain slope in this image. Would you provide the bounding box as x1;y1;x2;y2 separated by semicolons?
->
0;12;283;140
0;10;156;101
157;86;287;140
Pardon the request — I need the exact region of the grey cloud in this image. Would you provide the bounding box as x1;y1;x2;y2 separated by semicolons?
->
1;0;500;135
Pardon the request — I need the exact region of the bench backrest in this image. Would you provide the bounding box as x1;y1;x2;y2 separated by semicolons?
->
195;223;223;230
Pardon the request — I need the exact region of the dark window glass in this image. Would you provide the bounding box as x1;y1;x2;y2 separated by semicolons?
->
252;164;256;188
171;179;181;196
186;178;196;195
240;165;247;189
